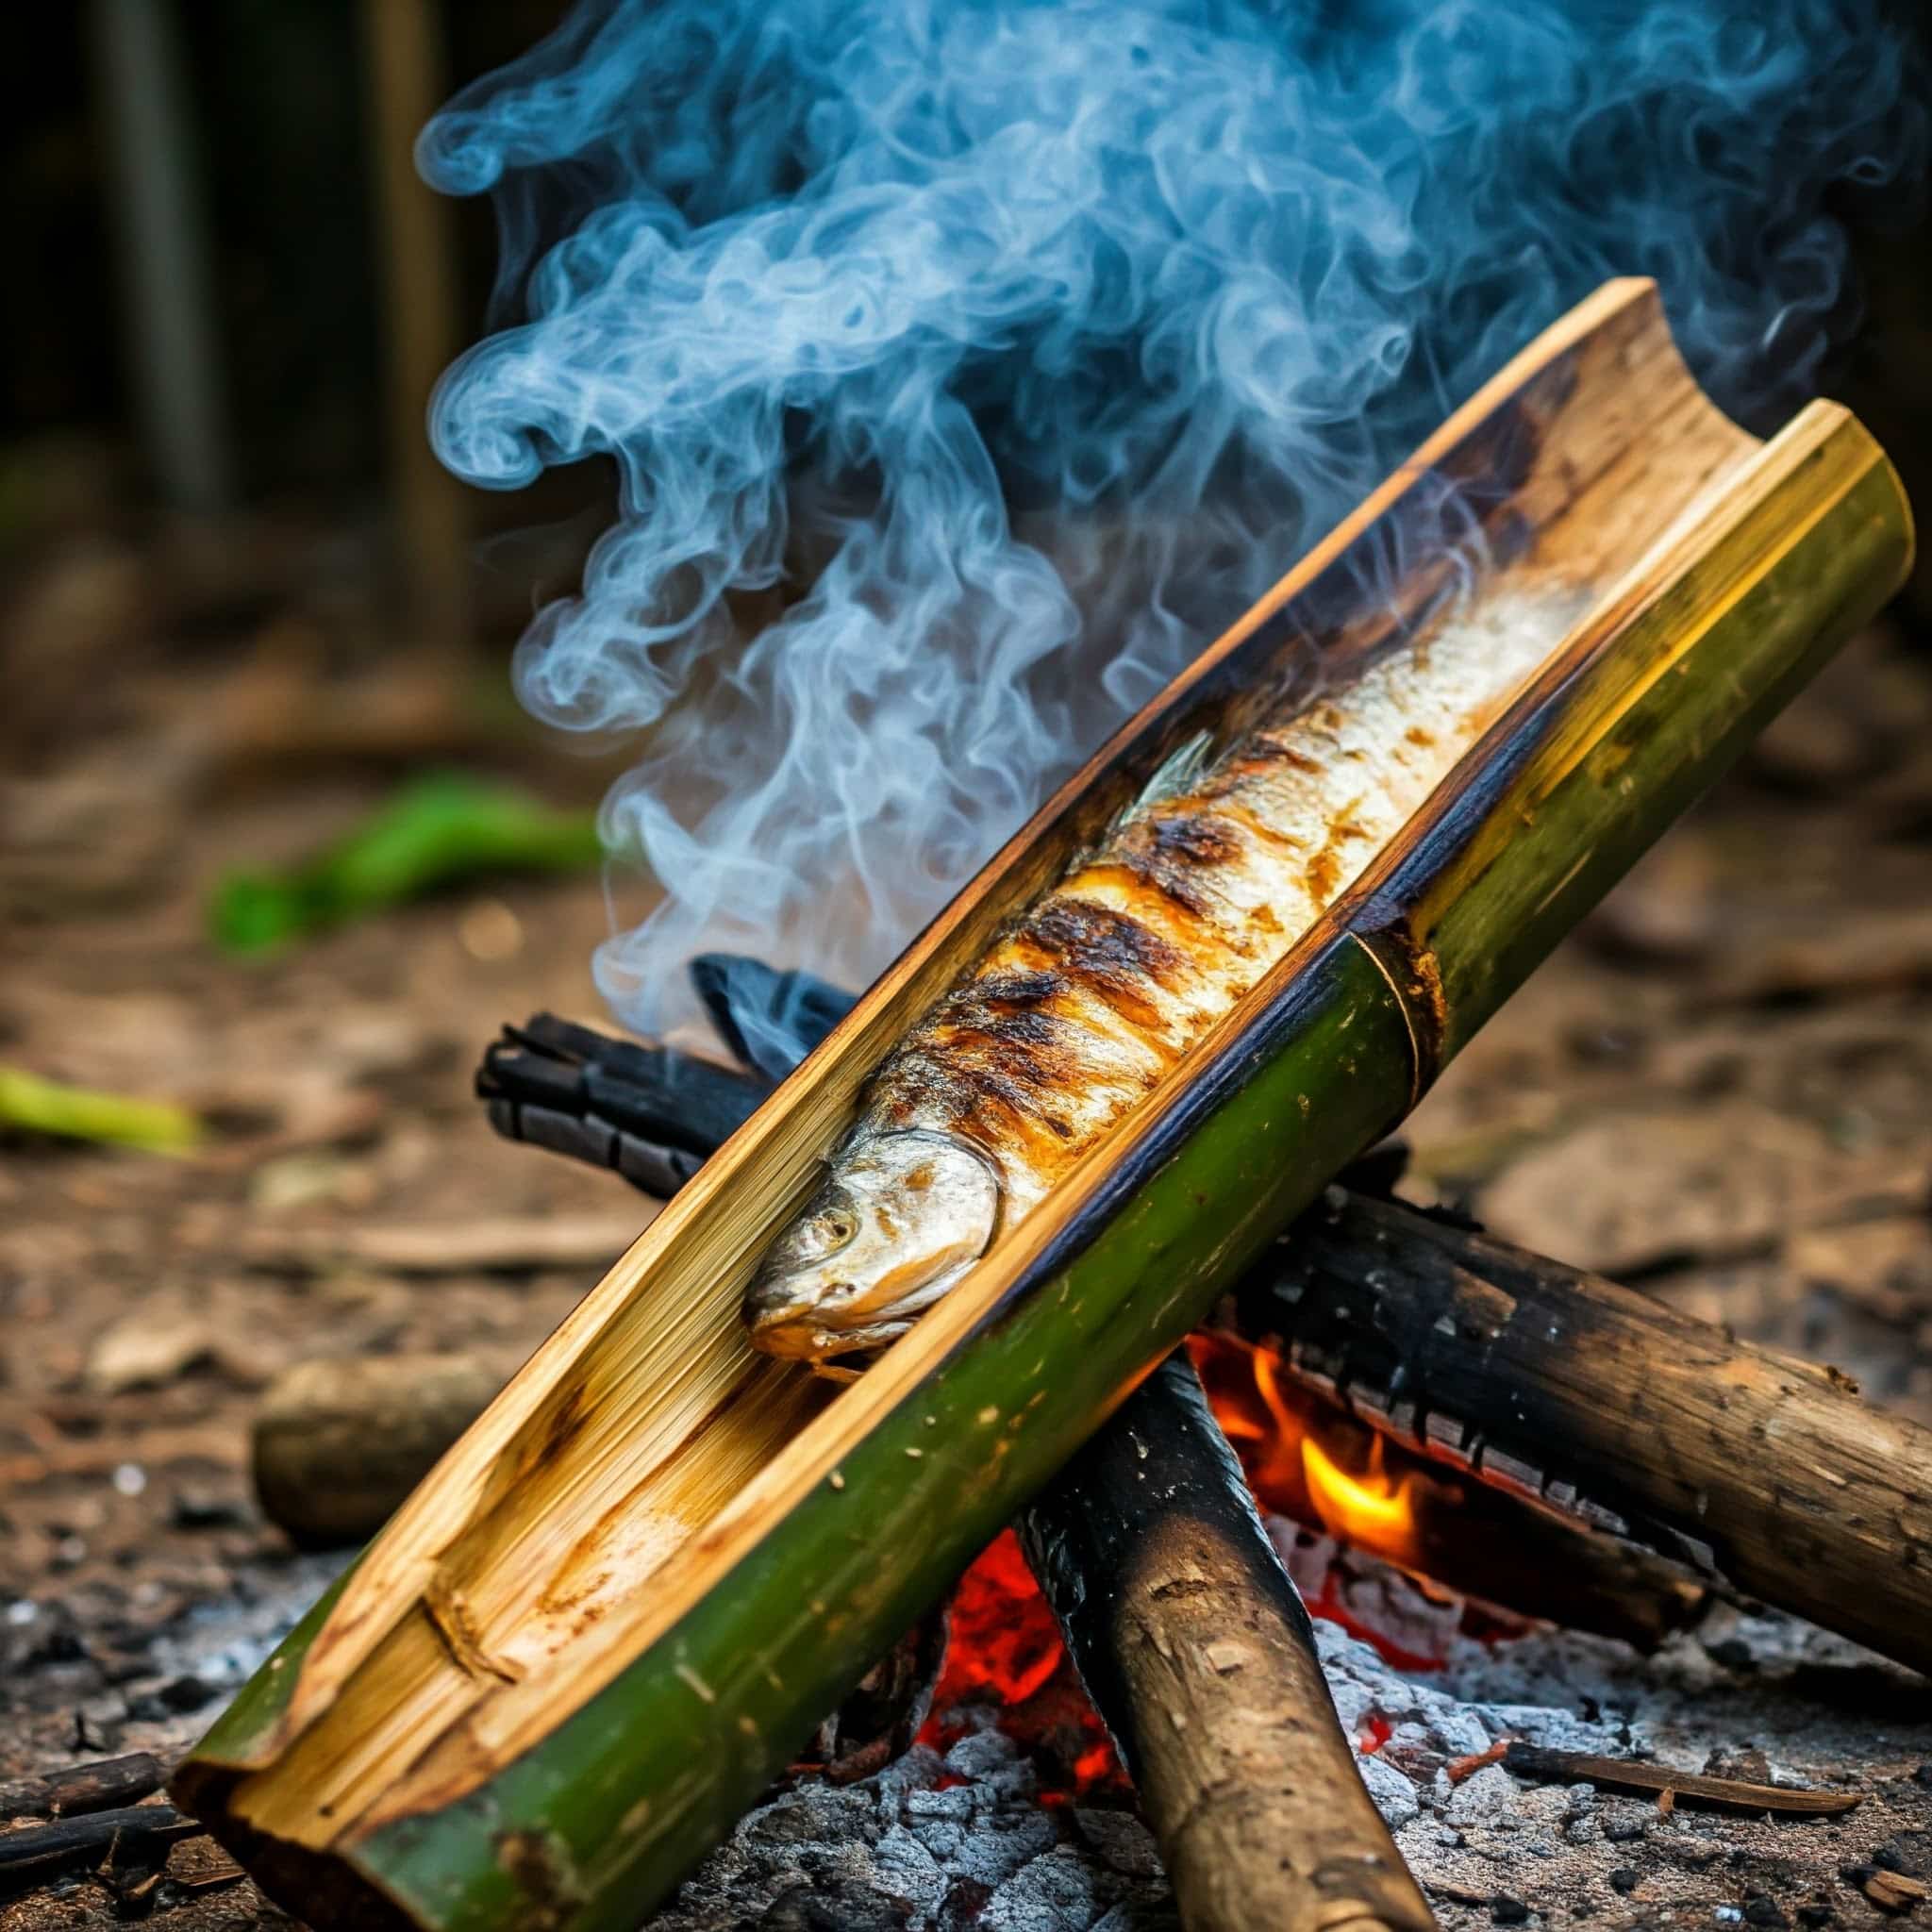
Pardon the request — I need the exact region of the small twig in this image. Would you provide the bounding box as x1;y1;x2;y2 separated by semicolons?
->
1442;1740;1509;1785
1502;1743;1858;1817
1853;1867;1930;1912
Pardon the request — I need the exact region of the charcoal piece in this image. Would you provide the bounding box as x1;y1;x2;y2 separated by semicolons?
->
482;1041;586;1110
508;1102;619;1170
581;1055;766;1153
481;1017;768;1157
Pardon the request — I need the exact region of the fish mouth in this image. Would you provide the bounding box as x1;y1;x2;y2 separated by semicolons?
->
745;1252;977;1370
746;1299;906;1374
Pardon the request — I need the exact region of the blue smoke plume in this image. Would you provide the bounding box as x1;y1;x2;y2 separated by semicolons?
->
421;0;1920;1044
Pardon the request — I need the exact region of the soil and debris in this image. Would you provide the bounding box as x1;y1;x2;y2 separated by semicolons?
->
5;515;1932;1930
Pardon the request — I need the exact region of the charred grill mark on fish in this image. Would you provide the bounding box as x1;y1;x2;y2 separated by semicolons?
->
1018;899;1189;1031
746;594;1562;1373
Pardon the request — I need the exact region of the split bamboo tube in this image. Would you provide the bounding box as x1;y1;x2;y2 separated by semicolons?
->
175;280;1913;1932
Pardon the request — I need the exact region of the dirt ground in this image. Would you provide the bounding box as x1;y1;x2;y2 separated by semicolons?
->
4;518;1932;1927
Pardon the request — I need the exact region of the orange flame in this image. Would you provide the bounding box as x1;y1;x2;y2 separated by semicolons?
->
1301;1432;1422;1545
1187;1329;1432;1570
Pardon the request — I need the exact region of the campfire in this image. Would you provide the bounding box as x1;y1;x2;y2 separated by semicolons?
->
904;1337;1489;1802
908;1334;1573;1795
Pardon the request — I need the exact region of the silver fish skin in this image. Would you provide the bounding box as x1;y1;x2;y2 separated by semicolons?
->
750;592;1562;1376
743;1128;1000;1375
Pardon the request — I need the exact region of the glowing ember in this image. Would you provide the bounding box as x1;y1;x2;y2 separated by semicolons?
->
926;1529;1064;1709
917;1529;1124;1801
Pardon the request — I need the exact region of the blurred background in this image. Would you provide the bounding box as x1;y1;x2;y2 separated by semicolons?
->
3;4;1932;1921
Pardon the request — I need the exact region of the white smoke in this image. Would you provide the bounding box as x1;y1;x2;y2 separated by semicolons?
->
420;0;1921;1043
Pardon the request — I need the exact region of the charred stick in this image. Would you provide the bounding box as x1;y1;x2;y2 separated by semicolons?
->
1018;1353;1436;1932
1234;1187;1932;1675
0;1755;167;1822
0;1804;199;1897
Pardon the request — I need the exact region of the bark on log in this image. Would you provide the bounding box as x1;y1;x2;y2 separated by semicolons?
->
1234;1187;1932;1674
1018;1354;1437;1932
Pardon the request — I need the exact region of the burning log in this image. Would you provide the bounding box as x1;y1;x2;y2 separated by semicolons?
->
1227;1187;1932;1676
1191;1331;1704;1650
1017;1353;1436;1932
175;283;1914;1931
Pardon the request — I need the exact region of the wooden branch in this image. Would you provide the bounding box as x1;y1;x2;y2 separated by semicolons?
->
1232;1188;1932;1674
1019;1354;1436;1932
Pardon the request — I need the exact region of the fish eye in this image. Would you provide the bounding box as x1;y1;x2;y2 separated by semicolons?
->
781;1186;861;1263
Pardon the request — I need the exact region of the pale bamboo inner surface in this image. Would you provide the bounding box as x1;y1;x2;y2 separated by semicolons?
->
229;280;1771;1845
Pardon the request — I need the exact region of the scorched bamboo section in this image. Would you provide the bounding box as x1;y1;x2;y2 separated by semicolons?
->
175;280;1913;1932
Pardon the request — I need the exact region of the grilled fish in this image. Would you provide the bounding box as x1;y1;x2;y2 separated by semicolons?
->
746;600;1556;1374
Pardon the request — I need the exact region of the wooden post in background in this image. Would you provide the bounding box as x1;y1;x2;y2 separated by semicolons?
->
359;0;472;658
89;0;233;516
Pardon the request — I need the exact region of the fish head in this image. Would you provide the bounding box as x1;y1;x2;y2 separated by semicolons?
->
745;1129;1000;1374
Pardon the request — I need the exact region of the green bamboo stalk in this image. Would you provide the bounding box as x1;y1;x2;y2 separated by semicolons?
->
175;295;1913;1931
